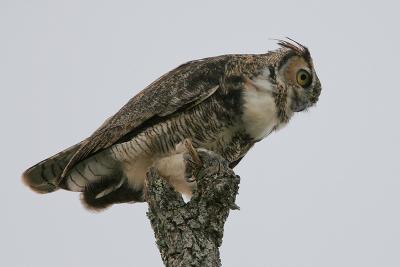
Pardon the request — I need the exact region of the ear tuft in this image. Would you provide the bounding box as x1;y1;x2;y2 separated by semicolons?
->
276;37;310;60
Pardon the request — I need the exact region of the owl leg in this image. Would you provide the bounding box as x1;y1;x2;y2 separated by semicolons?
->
152;153;197;197
152;139;203;196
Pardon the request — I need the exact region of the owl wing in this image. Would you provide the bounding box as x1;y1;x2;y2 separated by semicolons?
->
61;55;237;179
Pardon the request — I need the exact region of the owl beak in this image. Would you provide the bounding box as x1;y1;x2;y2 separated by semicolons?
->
291;99;309;112
294;105;307;112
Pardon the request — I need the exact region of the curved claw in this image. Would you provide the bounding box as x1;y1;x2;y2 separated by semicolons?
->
184;139;202;167
183;139;203;183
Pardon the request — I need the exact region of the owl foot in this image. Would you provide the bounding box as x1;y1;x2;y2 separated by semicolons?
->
183;139;203;183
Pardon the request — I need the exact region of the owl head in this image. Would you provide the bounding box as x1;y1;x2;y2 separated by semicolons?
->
271;39;321;112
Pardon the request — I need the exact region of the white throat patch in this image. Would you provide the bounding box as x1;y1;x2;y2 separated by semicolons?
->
242;69;279;140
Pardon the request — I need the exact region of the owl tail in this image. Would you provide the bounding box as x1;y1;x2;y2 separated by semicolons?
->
22;142;82;194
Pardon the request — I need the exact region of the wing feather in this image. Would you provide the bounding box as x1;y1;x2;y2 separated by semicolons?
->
61;55;233;179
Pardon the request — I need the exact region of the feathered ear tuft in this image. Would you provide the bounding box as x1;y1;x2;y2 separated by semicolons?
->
276;37;311;60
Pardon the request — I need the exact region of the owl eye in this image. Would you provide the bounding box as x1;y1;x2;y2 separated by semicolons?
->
296;69;312;87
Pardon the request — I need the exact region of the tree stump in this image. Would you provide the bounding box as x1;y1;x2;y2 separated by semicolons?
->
145;149;240;267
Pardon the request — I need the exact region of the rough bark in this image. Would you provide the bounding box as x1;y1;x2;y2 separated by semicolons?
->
145;149;240;267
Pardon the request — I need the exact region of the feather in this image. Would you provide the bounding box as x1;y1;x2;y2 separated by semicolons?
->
276;37;311;60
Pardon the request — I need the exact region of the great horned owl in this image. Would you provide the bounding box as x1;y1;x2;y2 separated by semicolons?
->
22;39;321;210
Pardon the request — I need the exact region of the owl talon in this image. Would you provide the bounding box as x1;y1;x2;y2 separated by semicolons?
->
183;153;197;182
182;140;203;183
184;139;202;167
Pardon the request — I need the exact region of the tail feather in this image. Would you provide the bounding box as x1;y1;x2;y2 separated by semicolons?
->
23;141;145;211
22;142;82;193
80;178;144;211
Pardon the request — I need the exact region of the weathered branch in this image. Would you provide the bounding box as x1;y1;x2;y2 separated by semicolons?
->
145;149;240;267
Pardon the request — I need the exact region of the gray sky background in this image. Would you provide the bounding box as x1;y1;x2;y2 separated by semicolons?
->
1;0;399;266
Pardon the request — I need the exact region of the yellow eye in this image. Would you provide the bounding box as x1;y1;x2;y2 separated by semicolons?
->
296;69;312;87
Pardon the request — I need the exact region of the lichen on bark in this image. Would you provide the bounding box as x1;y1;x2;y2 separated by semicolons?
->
145;149;240;267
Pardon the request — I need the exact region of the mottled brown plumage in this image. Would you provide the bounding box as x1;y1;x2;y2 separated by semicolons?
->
22;39;321;210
